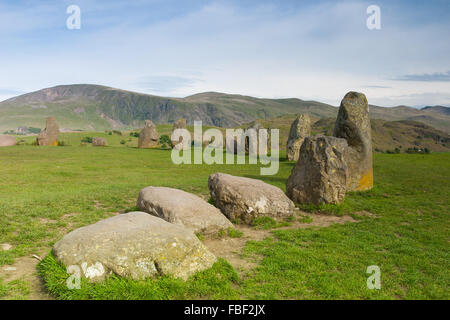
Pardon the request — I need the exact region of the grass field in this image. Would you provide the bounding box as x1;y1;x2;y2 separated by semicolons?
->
0;142;449;299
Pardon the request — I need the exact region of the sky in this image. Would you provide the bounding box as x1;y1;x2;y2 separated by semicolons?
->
0;0;449;107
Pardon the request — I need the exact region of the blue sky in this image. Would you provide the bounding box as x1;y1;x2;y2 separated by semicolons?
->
0;0;449;107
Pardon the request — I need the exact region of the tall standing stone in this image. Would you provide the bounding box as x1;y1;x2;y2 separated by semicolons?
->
245;122;263;156
333;92;373;191
171;118;189;150
286;114;311;161
138;120;160;148
286;135;349;205
37;117;59;146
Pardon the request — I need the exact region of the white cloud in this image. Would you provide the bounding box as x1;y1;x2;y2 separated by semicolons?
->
0;1;449;107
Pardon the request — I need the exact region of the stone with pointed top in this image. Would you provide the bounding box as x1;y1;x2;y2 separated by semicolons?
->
286;114;311;161
333;91;373;191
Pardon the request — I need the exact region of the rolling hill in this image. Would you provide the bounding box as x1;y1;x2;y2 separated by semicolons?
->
0;84;449;134
245;115;450;153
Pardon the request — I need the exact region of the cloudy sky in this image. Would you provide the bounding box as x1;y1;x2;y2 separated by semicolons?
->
0;0;449;107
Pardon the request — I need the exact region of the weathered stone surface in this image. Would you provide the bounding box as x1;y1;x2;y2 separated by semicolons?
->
333;91;373;191
171;118;189;150
137;186;233;235
225;135;240;154
286;135;348;205
52;212;216;281
286;114;311;161
138;120;160;148
245;122;262;156
208;173;295;224
37;117;59;146
92;137;107;146
0;135;16;147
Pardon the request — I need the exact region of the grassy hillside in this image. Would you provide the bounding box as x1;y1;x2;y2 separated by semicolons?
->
1;84;449;133
246;115;450;153
0;145;448;299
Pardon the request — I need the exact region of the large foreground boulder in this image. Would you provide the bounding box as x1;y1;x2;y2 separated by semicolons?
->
0;135;16;147
92;137;107;146
286;135;348;205
333;92;373;191
52;212;216;281
37;117;59;146
138;120;159;148
286;114;311;161
208;173;294;224
137;186;233;235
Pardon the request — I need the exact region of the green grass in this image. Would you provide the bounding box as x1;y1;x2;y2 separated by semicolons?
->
0;142;449;299
252;216;291;230
38;255;239;300
0;277;30;300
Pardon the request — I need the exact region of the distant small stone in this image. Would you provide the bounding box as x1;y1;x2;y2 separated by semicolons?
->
208;173;295;224
0;135;17;147
286;114;311;161
245;122;263;156
138;120;160;148
37;117;59;146
92;137;107;146
171;118;189;150
286;135;348;205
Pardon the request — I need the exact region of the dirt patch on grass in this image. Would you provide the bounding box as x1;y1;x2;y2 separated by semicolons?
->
353;210;377;218
203;211;357;275
0;251;52;300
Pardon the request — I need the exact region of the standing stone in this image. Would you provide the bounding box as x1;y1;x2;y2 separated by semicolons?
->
52;212;216;281
245;122;262;156
333;92;373;191
209;173;295;224
138;120;160;148
92;137;107;146
137;186;233;235
171;118;189;150
286;135;349;205
286;114;311;161
36;117;59;146
0;135;17;147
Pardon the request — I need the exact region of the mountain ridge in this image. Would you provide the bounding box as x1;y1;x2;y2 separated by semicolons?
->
1;84;449;133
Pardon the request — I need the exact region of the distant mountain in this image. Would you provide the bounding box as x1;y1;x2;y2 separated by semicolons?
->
0;84;449;133
420;105;450;116
0;84;337;132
